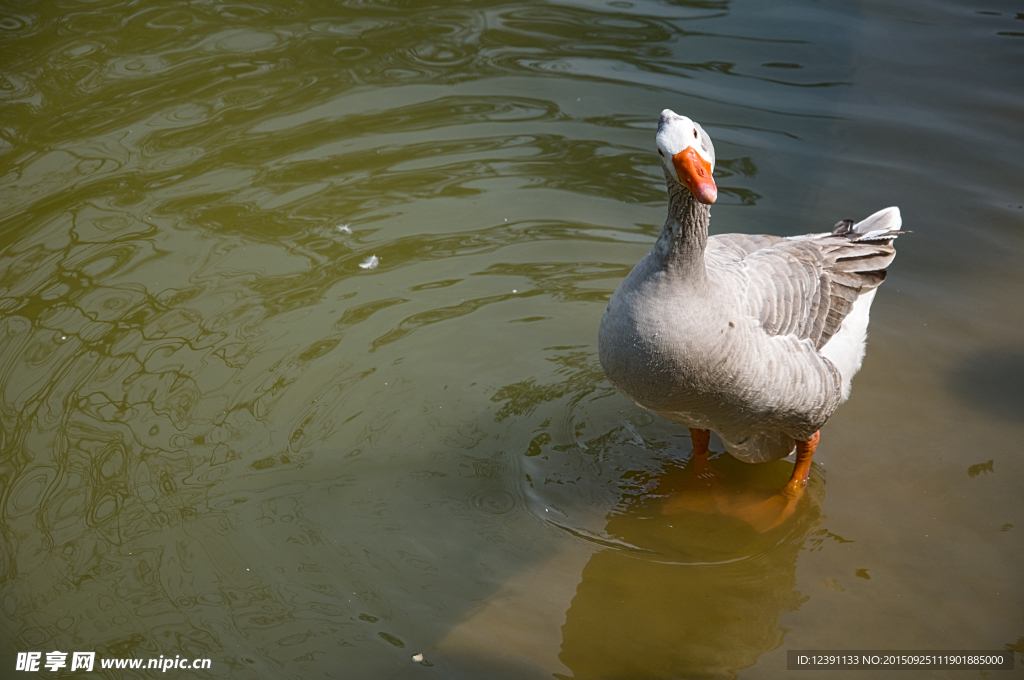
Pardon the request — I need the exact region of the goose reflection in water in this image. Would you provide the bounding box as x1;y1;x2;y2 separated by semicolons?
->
437;454;825;680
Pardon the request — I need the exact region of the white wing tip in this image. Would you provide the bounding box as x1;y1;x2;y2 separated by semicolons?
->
854;206;902;234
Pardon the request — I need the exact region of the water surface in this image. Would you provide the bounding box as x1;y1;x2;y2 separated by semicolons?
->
1;0;1022;678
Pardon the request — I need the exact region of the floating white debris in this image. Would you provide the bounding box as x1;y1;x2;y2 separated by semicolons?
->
337;224;352;233
359;255;379;270
412;654;423;663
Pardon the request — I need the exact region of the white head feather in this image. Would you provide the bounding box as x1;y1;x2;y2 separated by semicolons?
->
656;109;715;171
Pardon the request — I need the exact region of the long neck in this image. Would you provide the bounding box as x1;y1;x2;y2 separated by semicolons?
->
654;171;710;285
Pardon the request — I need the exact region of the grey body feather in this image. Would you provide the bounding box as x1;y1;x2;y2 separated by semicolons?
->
598;163;904;463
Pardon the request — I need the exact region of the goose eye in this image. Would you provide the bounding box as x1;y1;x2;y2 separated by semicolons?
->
692;129;698;139
658;149;664;157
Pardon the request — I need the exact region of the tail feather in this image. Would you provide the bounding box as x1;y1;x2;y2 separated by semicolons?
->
853;206;901;234
833;206;908;243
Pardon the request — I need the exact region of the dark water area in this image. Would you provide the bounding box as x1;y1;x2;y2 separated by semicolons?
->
1;0;1022;678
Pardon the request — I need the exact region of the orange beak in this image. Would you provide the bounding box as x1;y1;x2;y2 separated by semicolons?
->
672;147;717;204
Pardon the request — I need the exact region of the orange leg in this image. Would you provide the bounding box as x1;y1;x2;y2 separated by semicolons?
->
688;428;717;481
783;431;820;498
665;430;819;533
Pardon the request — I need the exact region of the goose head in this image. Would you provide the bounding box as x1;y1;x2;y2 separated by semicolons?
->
656;109;717;205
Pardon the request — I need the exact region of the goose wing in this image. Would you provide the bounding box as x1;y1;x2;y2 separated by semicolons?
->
716;207;905;349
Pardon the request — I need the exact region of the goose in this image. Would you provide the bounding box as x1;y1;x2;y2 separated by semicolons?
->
598;109;905;512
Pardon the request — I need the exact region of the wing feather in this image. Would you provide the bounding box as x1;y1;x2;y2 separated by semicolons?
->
709;207;904;350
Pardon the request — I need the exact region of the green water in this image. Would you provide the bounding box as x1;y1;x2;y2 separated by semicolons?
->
1;1;1022;678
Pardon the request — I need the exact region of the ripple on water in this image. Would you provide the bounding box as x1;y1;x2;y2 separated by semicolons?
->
200;27;281;54
0;14;32;32
106;54;167;78
58;9;125;35
470;488;517;515
61;39;105;58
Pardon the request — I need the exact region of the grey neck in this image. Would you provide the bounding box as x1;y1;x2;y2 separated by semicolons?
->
654;170;710;284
